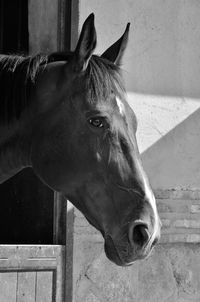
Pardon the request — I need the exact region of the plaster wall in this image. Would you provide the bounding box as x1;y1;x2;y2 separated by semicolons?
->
78;0;200;190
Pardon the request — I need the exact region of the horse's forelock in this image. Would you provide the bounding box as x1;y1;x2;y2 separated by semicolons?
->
85;55;125;103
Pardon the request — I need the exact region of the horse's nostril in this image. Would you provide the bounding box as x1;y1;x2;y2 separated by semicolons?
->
130;223;150;248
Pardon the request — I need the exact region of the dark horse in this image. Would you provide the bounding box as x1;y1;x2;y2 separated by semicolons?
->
0;14;161;266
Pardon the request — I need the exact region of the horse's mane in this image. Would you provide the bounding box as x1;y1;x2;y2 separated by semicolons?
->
0;52;124;125
0;54;46;124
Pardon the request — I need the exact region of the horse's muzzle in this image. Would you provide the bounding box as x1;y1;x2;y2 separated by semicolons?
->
104;220;161;266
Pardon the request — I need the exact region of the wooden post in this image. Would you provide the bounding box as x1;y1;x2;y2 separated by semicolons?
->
56;2;78;300
53;192;67;245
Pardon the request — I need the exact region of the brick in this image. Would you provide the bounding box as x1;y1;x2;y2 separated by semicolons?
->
185;234;200;243
173;220;200;228
159;212;200;220
155;189;200;200
161;234;200;243
161;219;171;227
190;205;200;213
158;201;189;213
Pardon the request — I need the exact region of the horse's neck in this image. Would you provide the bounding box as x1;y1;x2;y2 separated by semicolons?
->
0;123;31;184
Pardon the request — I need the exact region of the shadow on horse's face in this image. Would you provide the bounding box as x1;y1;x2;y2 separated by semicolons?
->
31;14;161;266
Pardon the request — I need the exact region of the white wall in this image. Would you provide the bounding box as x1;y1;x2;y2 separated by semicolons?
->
79;0;200;97
78;0;200;191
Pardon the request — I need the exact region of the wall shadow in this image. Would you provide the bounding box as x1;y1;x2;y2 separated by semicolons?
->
140;106;200;190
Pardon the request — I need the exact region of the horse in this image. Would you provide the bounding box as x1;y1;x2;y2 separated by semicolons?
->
0;14;161;266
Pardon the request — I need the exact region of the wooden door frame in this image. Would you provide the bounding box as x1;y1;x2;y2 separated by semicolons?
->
57;0;79;51
28;1;79;300
56;2;78;300
28;0;79;242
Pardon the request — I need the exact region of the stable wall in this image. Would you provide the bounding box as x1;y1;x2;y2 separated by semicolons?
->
72;1;200;301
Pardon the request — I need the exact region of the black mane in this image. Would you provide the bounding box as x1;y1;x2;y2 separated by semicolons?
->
0;54;47;124
0;52;124;125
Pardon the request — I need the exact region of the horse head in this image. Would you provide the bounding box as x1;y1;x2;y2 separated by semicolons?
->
29;14;161;266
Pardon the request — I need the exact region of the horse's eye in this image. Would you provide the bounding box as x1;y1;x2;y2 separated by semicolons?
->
89;117;104;128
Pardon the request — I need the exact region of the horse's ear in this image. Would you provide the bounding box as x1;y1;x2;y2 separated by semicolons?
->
101;23;130;66
74;13;97;71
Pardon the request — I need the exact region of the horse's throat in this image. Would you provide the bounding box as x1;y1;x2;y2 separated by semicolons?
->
0;127;31;184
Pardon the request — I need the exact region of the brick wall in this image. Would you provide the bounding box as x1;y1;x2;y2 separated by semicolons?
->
72;190;200;302
157;190;200;244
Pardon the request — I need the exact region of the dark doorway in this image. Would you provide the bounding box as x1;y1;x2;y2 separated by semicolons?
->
0;169;54;244
0;0;54;244
0;0;28;54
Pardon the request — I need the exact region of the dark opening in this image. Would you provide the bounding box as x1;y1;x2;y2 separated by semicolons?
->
0;0;28;54
0;0;54;244
0;169;54;244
